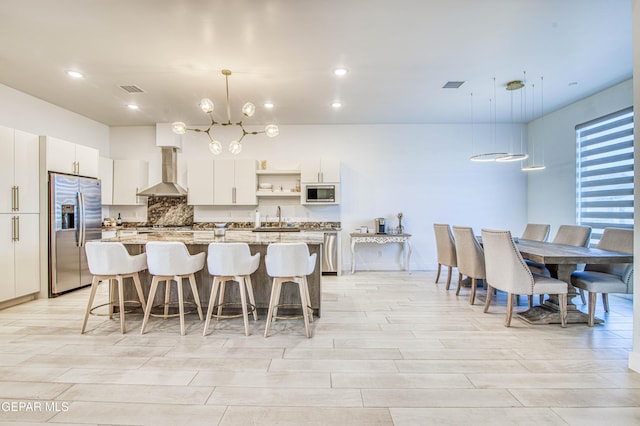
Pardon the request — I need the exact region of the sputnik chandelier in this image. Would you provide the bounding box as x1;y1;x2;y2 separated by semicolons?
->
171;69;279;155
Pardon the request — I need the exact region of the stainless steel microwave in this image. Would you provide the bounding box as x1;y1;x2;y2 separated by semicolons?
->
305;184;336;203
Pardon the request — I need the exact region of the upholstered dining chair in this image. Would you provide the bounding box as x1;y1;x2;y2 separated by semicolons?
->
433;224;460;290
570;227;633;326
452;226;485;305
527;224;592;304
481;229;568;327
520;223;551;242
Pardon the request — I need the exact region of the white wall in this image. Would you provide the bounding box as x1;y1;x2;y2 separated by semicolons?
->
110;122;528;271
526;79;634;233
0;83;109;153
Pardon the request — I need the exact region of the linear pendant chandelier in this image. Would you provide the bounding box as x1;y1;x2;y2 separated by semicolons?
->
171;69;279;155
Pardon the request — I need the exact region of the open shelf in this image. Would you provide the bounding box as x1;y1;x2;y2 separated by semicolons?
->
256;192;301;198
256;170;300;175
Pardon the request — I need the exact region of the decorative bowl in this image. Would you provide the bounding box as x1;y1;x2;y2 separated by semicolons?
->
259;183;273;189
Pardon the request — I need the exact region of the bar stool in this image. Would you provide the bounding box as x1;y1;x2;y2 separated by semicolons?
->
82;242;147;334
203;243;260;336
264;242;316;338
141;242;205;336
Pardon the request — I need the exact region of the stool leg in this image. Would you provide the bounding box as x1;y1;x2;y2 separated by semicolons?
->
245;275;258;321
298;278;311;338
163;278;171;319
81;276;101;334
302;277;313;323
176;276;185;336
272;278;285;322
132;272;147;312
141;276;161;334
188;273;204;321
216;280;227;320
264;278;281;338
109;279;116;319
117;275;126;334
204;276;222;336
237;276;250;336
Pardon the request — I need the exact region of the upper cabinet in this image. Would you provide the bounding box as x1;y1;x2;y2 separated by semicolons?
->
99;157;113;205
301;159;340;183
213;159;257;205
42;136;99;178
187;159;214;205
112;160;148;205
0;126;39;214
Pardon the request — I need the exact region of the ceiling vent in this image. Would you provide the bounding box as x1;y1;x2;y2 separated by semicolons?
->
120;85;144;93
442;81;465;89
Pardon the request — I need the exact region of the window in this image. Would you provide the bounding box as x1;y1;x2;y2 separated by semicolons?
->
576;106;634;246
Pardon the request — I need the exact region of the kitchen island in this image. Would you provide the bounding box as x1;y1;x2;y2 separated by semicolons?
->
101;230;324;317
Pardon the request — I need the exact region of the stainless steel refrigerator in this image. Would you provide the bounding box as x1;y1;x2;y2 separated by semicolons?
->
49;172;102;296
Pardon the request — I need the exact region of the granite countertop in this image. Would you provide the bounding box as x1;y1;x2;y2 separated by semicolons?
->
102;230;325;245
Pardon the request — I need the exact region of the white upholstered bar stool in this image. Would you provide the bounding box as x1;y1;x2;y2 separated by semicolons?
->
82;242;147;334
141;242;205;336
203;243;260;336
264;243;316;338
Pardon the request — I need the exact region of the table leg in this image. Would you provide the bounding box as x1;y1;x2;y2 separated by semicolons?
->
405;239;412;273
351;239;356;274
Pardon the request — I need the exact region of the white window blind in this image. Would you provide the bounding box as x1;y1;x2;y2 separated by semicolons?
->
576;106;634;246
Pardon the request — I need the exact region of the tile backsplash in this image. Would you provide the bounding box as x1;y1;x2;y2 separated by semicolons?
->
146;196;193;226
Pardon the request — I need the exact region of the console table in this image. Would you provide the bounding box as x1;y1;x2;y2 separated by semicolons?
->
350;233;412;274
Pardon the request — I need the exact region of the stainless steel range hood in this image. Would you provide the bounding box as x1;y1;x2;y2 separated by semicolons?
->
136;147;187;197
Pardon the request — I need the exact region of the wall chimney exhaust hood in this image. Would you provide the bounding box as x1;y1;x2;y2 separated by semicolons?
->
136;147;187;197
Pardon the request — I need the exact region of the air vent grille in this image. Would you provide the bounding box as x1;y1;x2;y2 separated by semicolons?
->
442;81;465;89
120;85;144;93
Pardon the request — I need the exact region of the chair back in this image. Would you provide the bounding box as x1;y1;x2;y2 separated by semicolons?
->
207;243;260;276
146;241;204;276
452;226;485;279
586;228;634;290
265;243;316;277
521;223;550;242
552;225;592;247
85;241;146;275
482;229;534;295
434;224;457;267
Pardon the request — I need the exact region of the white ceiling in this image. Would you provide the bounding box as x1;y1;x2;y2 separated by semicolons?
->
0;0;632;127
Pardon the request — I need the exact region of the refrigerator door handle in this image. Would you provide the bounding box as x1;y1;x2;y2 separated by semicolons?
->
77;192;85;247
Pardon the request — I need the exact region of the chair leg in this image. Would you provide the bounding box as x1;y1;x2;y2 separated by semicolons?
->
559;293;567;328
515;294;520;306
164;278;171;319
505;293;514;327
216;280;227;319
298;278;311;338
435;264;442;283
579;288;587;304
132;272;147;312
176;276;185;336
602;293;610;313
470;278;477;305
237;276;250;336
445;266;452;290
203;277;222;336
588;291;596;327
188;273;204;321
539;294;545;305
245;275;258;321
264;278;282;338
117;275;126;334
81;276;101;334
455;274;463;296
483;285;493;313
141;276;161;334
527;295;533;308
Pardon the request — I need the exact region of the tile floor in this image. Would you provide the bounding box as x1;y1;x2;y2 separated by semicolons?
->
0;271;639;425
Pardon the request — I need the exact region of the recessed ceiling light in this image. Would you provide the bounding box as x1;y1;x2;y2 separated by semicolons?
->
66;70;84;79
127;104;139;110
264;102;274;109
331;101;342;108
333;68;348;77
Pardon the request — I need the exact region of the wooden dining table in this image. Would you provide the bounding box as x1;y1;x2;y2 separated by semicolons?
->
515;239;633;325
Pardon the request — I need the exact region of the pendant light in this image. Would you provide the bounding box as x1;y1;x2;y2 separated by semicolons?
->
470;77;508;161
496;72;528;162
522;76;546;171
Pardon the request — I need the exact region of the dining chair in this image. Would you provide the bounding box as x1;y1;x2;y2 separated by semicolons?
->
520;223;551;242
433;224;460;290
527;225;592;304
570;227;633;326
481;229;567;327
452;226;485;305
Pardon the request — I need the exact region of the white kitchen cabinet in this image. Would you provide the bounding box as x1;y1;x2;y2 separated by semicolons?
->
99;157;113;205
256;170;302;199
0;127;39;214
213;159;257;205
0;213;39;302
301;159;341;183
112;160;148;205
187;159;214;205
42;136;100;178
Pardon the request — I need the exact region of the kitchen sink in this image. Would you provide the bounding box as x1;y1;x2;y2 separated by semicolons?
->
252;227;301;232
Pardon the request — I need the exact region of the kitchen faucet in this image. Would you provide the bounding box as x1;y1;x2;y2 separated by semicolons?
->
276;206;282;228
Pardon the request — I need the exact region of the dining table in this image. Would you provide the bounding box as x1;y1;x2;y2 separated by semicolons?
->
514;239;633;325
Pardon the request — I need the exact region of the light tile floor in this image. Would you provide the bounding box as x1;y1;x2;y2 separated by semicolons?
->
0;271;639;425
